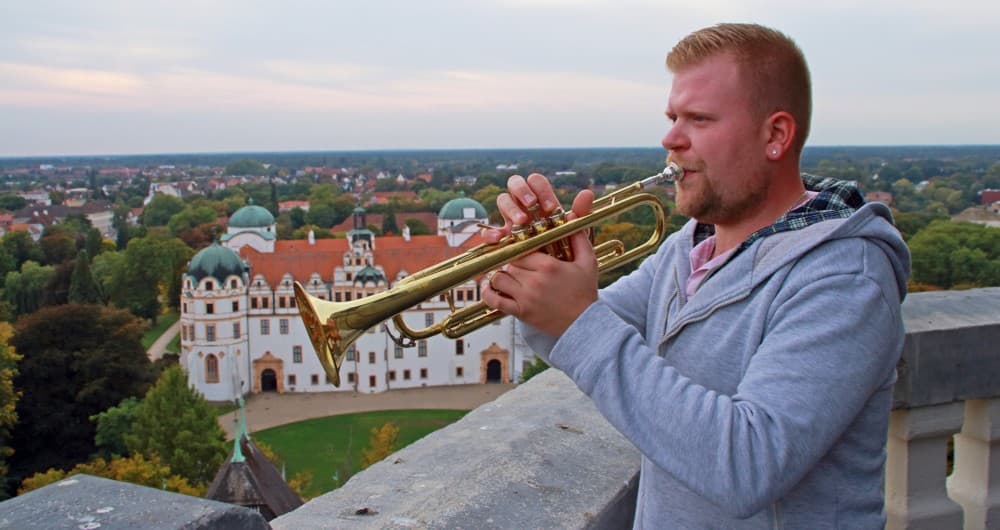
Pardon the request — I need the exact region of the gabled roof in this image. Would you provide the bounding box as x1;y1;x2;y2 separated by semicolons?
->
241;234;484;287
205;434;302;521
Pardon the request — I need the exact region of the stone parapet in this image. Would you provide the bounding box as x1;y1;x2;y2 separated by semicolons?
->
271;369;640;529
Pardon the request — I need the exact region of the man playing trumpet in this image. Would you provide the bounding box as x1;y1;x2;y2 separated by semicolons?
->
481;23;909;528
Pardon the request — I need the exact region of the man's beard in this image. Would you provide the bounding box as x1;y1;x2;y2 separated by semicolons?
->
677;171;768;226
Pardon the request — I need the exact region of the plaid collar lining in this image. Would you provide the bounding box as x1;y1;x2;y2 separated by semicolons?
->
692;174;867;254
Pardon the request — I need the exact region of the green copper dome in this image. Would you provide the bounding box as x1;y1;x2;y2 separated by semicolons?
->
187;243;245;283
229;204;275;228
354;265;386;285
438;197;487;220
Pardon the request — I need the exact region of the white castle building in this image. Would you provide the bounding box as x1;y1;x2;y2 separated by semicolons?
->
180;199;528;401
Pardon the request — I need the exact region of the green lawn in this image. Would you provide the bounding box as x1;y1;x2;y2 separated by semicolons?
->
141;311;179;349
253;409;467;498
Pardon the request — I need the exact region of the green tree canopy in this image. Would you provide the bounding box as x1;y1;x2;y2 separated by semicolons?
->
0;195;26;212
224;159;267;176
3;261;55;317
908;220;1000;288
6;304;154;494
69;250;104;304
2;231;44;270
91;397;141;459
141;194;185;227
0;322;20;494
125;366;227;486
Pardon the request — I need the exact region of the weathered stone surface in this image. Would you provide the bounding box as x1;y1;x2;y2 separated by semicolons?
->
895;288;1000;409
0;474;270;529
271;369;641;529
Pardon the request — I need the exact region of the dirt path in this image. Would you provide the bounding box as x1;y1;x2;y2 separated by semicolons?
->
147;320;180;361
219;383;515;438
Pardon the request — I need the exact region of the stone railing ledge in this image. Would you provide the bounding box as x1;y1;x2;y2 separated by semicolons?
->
271;369;641;530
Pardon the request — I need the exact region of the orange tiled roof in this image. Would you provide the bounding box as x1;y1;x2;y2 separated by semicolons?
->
240;234;484;287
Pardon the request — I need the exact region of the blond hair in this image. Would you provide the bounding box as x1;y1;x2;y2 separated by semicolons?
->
667;23;812;153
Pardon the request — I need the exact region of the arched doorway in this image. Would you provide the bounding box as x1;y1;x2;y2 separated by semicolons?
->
261;369;277;392
486;360;502;383
479;343;510;384
252;352;285;393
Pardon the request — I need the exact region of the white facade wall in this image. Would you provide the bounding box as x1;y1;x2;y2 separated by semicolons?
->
182;226;526;399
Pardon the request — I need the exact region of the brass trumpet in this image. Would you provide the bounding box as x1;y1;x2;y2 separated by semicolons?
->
294;162;684;386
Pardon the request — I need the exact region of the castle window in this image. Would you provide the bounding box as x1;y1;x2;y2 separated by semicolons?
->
260;319;270;335
230;279;237;289
206;303;214;315
369;375;376;388
290;297;296;308
456;290;464;302
389;370;396;381
205;280;214;290
279;297;286;309
420;368;428;379
251;297;259;309
347;373;356;384
279;319;289;335
404;369;411;380
232;301;239;312
311;374;319;385
418;340;427;357
293;346;302;363
335;292;342;302
183;303;188;313
206;324;215;342
345;292;352;301
394;343;403;359
206;355;219;383
347;345;355;361
232;322;240;339
455;340;464;355
288;374;296;386
425;313;433;327
456;367;464;377
182;326;187;341
368;351;376;364
262;297;269;309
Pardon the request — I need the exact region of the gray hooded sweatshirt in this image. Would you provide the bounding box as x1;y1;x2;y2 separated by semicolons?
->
520;176;910;529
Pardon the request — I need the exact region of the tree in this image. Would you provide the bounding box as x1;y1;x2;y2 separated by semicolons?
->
18;454;201;497
519;355;549;383
908;220;1000;288
381;208;400;236
112;233;193;320
2;231;44;270
0;323;20;495
360;422;399;469
3;261;55;317
91;397;141;459
69;251;103;304
141;194;185;227
0;195;26;212
404;218;432;236
6;305;154;493
125;366;227;486
224;159;266;176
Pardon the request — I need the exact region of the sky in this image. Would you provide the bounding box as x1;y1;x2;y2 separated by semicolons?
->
1;0;998;157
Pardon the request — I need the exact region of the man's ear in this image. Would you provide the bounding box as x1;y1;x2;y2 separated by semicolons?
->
763;111;797;160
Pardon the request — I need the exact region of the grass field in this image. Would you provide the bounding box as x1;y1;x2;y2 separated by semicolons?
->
141;311;179;349
253;409;467;498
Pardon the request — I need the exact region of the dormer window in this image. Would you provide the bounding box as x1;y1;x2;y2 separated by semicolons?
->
205;280;214;290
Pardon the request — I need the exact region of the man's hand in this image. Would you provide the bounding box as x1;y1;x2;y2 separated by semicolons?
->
480;173;597;337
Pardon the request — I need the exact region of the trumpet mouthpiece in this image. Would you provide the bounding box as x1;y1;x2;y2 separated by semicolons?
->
641;162;685;188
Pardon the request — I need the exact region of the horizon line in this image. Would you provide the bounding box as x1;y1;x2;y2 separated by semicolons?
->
2;143;999;161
